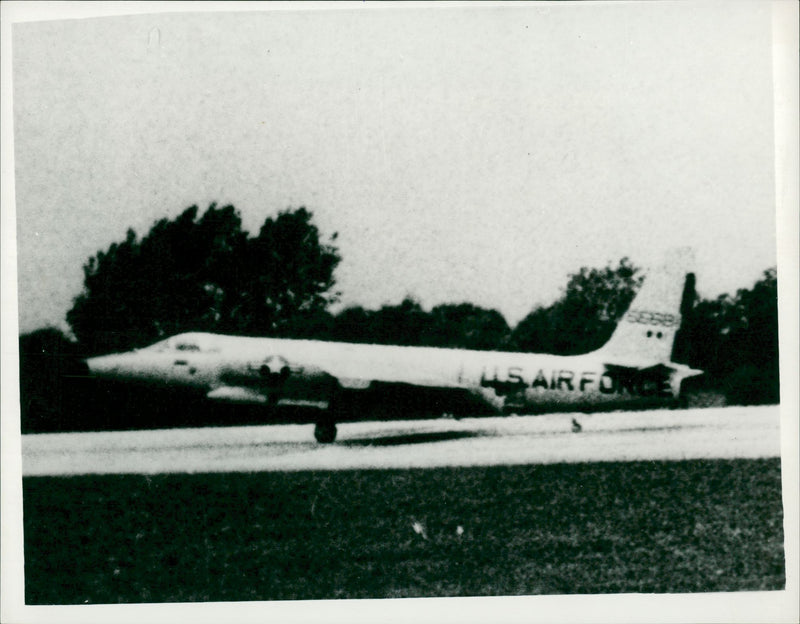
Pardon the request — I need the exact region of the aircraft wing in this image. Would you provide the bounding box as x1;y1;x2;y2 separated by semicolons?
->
325;358;505;412
327;366;506;414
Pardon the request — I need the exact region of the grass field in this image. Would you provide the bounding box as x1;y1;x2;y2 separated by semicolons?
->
23;458;784;604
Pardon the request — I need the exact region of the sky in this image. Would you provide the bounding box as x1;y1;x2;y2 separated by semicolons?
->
9;2;779;334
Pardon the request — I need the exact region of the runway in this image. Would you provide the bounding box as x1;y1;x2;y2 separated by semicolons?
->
21;405;780;476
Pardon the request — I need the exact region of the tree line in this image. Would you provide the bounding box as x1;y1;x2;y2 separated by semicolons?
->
19;204;779;432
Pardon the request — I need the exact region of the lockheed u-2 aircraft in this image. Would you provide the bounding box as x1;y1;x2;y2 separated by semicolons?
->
86;250;702;442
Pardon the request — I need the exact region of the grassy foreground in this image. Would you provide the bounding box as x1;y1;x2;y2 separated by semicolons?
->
23;459;784;604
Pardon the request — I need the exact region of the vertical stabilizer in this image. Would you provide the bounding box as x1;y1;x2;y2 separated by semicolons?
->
599;248;695;363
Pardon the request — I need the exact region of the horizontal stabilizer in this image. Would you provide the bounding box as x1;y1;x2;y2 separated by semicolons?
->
604;362;702;383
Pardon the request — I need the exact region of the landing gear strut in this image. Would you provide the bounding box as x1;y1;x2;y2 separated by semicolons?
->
314;420;337;444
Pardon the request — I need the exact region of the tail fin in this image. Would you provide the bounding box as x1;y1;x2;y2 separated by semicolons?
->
599;248;695;363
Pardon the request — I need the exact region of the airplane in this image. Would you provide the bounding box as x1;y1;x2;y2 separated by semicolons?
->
85;249;703;443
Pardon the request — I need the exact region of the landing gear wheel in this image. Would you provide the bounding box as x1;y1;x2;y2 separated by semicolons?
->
314;421;337;444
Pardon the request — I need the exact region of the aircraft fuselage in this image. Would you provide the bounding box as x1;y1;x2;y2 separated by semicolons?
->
87;334;685;418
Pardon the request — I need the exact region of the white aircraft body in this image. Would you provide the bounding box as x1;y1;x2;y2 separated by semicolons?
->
86;250;702;442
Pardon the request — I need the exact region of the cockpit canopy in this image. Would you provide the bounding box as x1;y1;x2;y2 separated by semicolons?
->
145;333;220;353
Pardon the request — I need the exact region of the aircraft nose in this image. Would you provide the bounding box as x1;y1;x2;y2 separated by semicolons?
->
85;354;122;378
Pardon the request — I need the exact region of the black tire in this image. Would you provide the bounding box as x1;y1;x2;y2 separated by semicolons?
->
314;421;337;443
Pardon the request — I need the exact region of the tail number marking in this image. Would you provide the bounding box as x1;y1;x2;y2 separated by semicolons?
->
626;309;680;327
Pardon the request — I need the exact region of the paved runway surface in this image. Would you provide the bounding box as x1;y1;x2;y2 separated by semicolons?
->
21;406;780;476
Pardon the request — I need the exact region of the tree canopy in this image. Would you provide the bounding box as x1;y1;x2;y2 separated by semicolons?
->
510;257;643;354
326;299;511;349
67;204;340;354
679;268;778;404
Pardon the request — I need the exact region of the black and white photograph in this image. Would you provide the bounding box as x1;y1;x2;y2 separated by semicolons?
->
2;2;798;623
